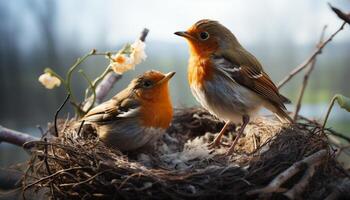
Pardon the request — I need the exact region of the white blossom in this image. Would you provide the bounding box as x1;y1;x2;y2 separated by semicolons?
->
130;39;147;65
109;53;135;74
109;40;147;74
38;72;61;89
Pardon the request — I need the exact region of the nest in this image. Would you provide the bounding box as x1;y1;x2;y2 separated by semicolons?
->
22;108;348;200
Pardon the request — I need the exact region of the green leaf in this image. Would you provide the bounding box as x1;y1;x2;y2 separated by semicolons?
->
44;67;53;74
335;94;350;112
119;43;132;55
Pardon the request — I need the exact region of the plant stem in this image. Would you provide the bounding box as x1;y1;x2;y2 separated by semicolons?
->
79;70;96;113
322;95;337;131
66;52;94;104
64;49;114;115
85;66;112;99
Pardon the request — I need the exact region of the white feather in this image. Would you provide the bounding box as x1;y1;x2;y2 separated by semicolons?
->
191;73;264;123
117;107;140;118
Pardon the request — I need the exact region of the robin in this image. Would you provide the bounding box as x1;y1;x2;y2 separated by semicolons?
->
175;19;292;155
83;70;175;151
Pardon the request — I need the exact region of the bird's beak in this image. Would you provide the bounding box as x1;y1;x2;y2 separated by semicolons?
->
174;31;196;40
157;71;176;85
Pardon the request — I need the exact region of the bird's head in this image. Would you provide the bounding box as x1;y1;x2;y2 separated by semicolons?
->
175;19;241;57
130;70;175;103
130;70;175;128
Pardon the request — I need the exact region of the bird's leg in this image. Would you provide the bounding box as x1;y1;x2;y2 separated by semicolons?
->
225;115;250;156
208;121;231;149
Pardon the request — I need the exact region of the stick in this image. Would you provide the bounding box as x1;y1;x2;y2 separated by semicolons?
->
247;149;327;196
293;26;327;121
284;160;317;199
0;125;39;148
277;22;346;89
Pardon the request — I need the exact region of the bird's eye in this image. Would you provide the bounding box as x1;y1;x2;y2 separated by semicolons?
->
143;80;153;88
199;31;209;40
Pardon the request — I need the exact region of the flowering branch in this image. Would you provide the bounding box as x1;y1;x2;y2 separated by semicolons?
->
39;28;149;116
82;28;149;111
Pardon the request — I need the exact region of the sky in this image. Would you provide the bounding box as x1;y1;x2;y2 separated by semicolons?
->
12;0;350;52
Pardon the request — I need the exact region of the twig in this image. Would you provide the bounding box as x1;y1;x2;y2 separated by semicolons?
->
277;22;346;88
297;115;350;143
94;71;121;105
54;94;70;137
329;3;350;24
139;28;150;42
23;167;90;193
284;160;317;199
59;170;111;188
293;26;327;121
43;138;56;200
77;120;85;137
79;70;96;113
247;149;327;196
0;125;39;147
329;130;350;143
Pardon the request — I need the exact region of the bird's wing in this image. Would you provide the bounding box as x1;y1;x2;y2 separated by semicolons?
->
83;89;140;123
213;55;286;109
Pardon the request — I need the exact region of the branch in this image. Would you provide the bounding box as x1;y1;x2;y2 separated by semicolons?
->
247;149;328;197
94;71;122;105
284;160;317;199
277;22;346;89
0;125;39;148
329;3;350;24
293;26;327;121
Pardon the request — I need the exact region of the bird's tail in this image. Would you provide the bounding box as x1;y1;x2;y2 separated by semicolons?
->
274;107;293;124
264;102;293;124
280;94;292;104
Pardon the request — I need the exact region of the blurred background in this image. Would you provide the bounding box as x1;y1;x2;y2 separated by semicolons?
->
0;0;349;167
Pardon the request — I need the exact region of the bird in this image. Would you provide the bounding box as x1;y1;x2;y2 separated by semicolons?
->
82;70;175;151
175;19;292;155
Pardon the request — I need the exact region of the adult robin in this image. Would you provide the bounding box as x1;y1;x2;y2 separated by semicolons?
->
83;70;175;151
175;19;292;155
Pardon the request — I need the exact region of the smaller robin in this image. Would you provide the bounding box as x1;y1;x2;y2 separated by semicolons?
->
82;70;175;151
175;19;292;155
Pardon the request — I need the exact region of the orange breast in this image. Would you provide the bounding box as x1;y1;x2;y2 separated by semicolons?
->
139;84;173;129
188;56;214;87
